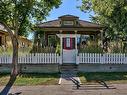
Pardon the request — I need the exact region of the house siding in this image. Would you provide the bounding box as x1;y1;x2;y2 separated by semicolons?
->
0;32;32;48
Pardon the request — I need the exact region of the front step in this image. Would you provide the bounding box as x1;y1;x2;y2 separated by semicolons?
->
59;64;78;73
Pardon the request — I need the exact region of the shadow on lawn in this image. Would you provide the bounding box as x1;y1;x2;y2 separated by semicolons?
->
78;72;127;82
0;74;17;95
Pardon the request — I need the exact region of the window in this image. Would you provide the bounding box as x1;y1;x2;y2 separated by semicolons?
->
66;37;70;47
63;21;74;26
48;35;57;47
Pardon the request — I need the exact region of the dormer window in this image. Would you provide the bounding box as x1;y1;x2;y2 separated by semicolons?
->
63;21;74;26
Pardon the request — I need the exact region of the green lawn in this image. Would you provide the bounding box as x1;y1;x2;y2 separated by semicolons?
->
0;73;59;86
78;72;127;84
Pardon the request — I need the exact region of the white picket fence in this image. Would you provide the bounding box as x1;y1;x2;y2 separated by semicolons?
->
0;53;59;64
79;53;127;64
1;53;127;64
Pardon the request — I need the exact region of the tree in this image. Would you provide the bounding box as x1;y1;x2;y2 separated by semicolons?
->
0;0;61;94
80;0;127;52
80;0;127;39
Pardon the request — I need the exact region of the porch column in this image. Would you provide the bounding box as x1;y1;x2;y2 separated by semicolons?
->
60;30;63;65
75;30;79;64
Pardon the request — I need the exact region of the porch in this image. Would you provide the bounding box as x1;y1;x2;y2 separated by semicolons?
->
33;15;104;64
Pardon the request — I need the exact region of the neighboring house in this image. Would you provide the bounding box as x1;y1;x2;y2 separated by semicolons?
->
0;23;32;49
0;24;9;48
18;36;32;48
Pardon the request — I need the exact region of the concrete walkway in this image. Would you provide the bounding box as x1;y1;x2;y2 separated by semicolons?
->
59;71;81;85
1;84;127;95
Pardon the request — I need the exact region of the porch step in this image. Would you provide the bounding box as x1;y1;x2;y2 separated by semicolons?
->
59;64;78;73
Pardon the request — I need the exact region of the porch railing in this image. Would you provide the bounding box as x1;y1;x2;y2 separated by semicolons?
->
79;53;127;64
0;53;59;64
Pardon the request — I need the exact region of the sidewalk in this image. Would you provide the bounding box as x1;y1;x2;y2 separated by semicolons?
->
1;84;127;95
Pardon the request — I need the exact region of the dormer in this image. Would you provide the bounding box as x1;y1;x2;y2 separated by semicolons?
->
58;15;79;26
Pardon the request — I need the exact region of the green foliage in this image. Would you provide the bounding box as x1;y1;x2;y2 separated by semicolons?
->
79;45;103;53
79;40;103;53
0;47;13;55
0;47;32;56
56;43;60;54
31;47;56;53
80;0;127;39
48;35;57;47
0;0;61;36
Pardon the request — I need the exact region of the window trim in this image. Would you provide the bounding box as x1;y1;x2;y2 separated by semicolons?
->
63;21;74;26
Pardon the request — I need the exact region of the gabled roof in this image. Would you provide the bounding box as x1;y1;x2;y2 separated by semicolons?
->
36;15;103;29
78;20;101;28
37;19;102;28
37;20;60;27
58;15;79;19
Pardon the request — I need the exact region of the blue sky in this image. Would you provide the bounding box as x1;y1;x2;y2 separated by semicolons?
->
45;0;94;21
29;0;94;39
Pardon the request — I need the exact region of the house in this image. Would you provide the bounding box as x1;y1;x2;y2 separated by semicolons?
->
34;15;104;64
0;23;32;50
0;23;9;48
1;15;127;73
18;36;32;48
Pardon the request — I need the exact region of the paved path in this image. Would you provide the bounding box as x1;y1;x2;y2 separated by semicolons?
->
1;84;127;95
59;71;81;85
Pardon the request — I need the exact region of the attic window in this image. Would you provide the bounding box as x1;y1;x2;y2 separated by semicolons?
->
63;21;74;26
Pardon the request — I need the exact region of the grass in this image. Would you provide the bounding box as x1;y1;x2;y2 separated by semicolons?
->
0;73;59;86
78;72;127;84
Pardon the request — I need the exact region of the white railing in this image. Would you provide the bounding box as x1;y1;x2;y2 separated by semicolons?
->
79;53;127;64
0;53;59;64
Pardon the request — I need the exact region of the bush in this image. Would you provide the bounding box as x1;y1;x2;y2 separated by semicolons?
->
79;45;103;53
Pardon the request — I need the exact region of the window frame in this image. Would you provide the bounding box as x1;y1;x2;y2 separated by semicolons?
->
63;21;74;26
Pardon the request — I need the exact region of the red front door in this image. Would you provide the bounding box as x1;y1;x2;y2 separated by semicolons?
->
63;37;75;50
63;37;76;63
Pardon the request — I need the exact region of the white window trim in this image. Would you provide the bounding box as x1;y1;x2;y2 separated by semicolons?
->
63;21;74;26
